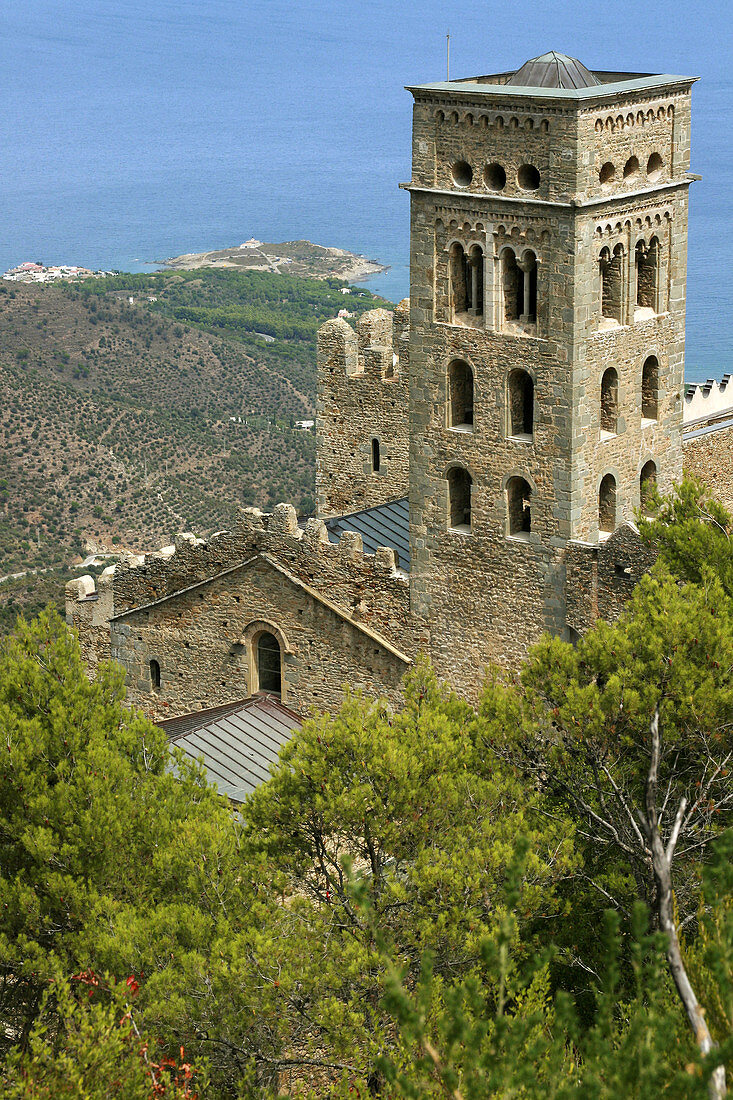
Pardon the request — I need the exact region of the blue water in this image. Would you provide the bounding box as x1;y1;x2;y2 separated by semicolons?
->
2;0;730;382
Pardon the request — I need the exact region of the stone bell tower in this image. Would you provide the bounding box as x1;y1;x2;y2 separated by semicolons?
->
403;52;697;679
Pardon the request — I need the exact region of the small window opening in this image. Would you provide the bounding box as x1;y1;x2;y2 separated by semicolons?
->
447;467;472;531
517;163;540;191
599;473;617;536
599;161;616;187
600;244;625;325
623;155;640;179
452;160;472;187
640;460;657;514
647;152;664;182
371;437;381;471
149;659;161;690
641;356;659;421
484;162;506;191
600;368;619;436
636;237;659;315
448;359;474;430
256;631;282;695
507;476;532;540
507;369;534;438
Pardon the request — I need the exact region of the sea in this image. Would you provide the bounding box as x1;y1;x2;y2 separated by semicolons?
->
2;0;731;382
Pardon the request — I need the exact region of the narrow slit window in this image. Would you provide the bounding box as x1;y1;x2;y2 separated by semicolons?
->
641;356;659;421
449;242;469;318
149;659;161;690
600;368;619;436
468;245;484;318
448;360;474;429
447;467;472;531
640;460;657;514
506;476;532;539
256;632;282;695
507;369;534;437
371;437;380;472
599;474;617;535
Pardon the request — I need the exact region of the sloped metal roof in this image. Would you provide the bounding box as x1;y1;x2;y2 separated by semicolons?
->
506;52;600;89
324;498;410;572
159;694;301;803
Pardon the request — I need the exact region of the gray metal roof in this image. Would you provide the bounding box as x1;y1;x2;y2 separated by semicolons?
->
408;73;696;102
324;498;410;572
683;416;733;442
160;695;301;803
506;52;600;89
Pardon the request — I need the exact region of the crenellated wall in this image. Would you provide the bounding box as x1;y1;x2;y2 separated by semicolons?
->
316;304;410;517
67;505;413;719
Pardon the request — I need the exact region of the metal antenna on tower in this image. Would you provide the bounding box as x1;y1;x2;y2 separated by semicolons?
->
446;33;450;80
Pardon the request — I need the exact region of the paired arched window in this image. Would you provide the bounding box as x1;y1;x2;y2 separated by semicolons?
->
149;659;161;690
371;437;381;472
256;631;282;695
600;244;625;324
447;467;472;531
449;244;483;320
506;476;532;539
501;248;537;326
636;237;659;314
448;359;474;429
640;460;657;514
507;369;534;438
600;368;619;436
599;474;617;535
641;355;659;422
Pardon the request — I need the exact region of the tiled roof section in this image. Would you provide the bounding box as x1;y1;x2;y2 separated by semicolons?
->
506;52;601;89
323;498;410;572
159;694;301;803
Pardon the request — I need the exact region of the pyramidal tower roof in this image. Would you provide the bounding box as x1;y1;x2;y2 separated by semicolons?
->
506;52;601;89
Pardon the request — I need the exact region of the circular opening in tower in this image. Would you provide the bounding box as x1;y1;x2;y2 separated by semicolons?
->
451;160;473;187
647;152;664;182
484;162;506;191
623;155;640;179
599;161;616;187
517;164;540;191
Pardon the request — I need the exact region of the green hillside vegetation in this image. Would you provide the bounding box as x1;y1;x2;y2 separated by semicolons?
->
1;491;731;1097
0;270;389;628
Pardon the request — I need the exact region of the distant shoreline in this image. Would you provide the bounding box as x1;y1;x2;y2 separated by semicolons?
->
153;239;389;282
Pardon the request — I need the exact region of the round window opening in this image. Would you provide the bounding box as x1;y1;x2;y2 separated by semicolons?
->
623;155;640;179
599;161;616;187
517;163;540;191
451;160;473;187
484;162;506;191
647;152;664;182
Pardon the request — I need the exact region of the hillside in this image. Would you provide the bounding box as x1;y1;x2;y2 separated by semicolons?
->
0;269;390;626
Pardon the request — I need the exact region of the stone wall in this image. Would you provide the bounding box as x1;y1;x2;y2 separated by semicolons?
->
683;424;733;514
315;305;410;517
67;505;412;720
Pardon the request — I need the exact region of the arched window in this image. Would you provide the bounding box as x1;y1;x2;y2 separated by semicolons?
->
640;460;657;514
642;356;659;422
636;237;659;314
502;248;537;326
501;248;521;322
449;242;469;318
149;659;161;690
599;474;617;535
600;368;619;436
371;437;381;472
468;244;484;318
447;467;472;531
506;476;532;539
600;244;625;324
507;369;534;438
256;631;282;695
448;360;474;430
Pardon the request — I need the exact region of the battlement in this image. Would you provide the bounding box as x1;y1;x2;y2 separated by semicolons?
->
66;502;410;638
317;301;410;381
684;376;733;427
316;302;411;517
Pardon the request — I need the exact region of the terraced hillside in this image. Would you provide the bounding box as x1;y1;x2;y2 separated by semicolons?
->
0;269;390;627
